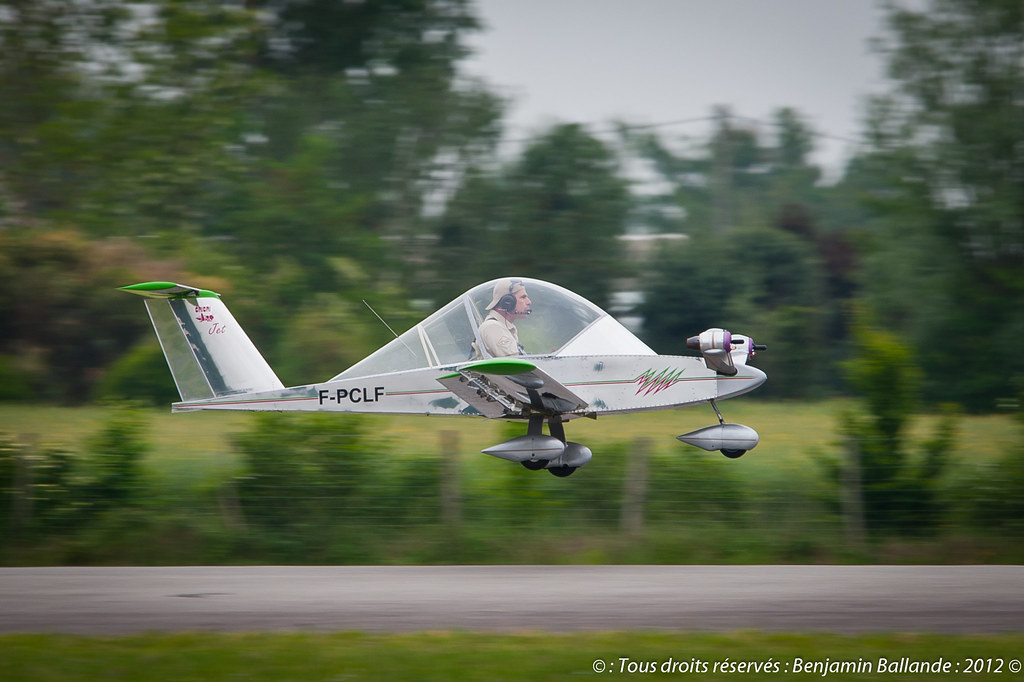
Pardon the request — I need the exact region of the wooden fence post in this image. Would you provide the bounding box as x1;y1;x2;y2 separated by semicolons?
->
11;436;34;534
440;430;462;528
621;437;651;536
840;435;866;548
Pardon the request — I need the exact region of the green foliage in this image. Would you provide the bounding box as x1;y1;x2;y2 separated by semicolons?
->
93;342;179;406
273;292;383;385
839;320;916;532
646;449;749;521
503;124;631;308
254;0;481;77
640;225;829;397
842;315;922;442
233;413;398;561
0;0;1019;418
78;404;149;512
432;124;630;309
626;107;858;398
906;403;960;527
627;107;824;240
957;385;1024;531
0;0;127;217
641;236;740;341
0;355;34;402
854;0;1024;408
216;0;502;296
0;434;16;539
3;403;1024;565
0;405;149;549
838;317;960;534
0;230;162;403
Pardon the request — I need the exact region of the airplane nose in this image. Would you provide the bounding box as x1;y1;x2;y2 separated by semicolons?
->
717;365;766;398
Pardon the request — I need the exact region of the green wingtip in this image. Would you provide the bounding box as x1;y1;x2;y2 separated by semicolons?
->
120;281;178;292
119;282;220;299
460;358;537;375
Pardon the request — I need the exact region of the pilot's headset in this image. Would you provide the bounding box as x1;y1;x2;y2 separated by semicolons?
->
495;279;525;314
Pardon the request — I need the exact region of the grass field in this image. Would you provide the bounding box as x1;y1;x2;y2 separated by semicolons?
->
0;400;1018;495
2;631;1023;681
1;399;1018;469
1;400;1021;566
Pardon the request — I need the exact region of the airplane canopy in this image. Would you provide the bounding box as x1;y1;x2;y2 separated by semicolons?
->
334;277;654;379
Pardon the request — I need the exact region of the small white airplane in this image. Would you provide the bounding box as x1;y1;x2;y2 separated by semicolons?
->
122;277;767;476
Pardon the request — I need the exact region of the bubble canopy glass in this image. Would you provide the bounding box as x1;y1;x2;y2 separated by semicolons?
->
334;277;654;380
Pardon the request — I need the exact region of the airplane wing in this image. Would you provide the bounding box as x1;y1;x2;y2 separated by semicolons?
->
437;358;588;419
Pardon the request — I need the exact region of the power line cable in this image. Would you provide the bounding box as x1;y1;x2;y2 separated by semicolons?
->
497;112;864;147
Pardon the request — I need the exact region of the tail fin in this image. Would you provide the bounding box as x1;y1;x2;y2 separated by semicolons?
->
121;282;284;401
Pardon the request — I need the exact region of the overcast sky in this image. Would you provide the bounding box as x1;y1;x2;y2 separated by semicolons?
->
461;0;891;177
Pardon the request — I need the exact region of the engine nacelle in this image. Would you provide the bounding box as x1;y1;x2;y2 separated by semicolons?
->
686;328;764;376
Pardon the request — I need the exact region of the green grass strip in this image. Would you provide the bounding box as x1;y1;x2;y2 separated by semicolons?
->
2;631;1023;681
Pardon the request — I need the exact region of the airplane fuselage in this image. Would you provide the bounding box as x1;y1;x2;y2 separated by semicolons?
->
171;354;766;420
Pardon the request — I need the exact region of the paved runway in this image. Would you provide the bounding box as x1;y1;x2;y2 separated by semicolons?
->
1;565;1021;634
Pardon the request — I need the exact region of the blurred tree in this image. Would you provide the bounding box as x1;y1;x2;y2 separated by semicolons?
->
773;107;815;170
0;0;127;219
78;404;149;512
222;0;504;291
274;292;385;385
502;124;630;308
838;312;957;534
0;0;503;399
93;341;179;406
432;124;630;309
252;0;478;78
627;107;825;239
628;108;846;396
233;413;389;561
708;106;763;234
0;0;502;278
766;108;824;215
431;167;504;296
0;1;268;235
640;225;827;398
853;0;1024;408
626;127;713;238
0;230;165;402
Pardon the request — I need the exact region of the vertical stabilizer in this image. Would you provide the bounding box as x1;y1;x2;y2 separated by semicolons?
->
121;282;284;401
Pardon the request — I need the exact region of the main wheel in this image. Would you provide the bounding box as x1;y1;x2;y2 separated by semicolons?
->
548;465;576;477
521;459;546;471
721;448;746;459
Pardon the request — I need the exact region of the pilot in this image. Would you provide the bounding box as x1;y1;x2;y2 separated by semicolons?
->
479;278;532;357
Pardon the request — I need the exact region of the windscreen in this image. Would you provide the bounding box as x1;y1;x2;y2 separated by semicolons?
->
334;278;617;379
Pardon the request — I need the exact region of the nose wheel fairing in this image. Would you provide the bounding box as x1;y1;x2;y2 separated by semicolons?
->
676;399;760;458
676;422;760;453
